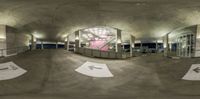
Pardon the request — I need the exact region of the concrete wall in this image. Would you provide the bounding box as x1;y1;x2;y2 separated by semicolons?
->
5;26;31;56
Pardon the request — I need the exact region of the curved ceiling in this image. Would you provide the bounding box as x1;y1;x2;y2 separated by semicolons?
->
0;0;200;41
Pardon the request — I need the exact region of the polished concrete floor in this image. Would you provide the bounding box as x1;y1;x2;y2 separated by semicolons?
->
0;49;200;99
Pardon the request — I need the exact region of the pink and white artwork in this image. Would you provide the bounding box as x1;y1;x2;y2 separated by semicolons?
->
89;40;109;51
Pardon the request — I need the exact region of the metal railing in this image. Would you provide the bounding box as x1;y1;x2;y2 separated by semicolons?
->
76;47;132;59
0;46;30;57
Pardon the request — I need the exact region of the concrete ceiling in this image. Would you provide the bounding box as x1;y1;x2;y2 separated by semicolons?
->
0;0;200;41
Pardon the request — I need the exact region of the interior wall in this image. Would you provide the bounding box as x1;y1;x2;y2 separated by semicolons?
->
6;26;31;56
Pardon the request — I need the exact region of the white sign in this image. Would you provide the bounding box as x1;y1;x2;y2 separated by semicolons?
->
182;64;200;80
0;62;27;80
75;61;114;78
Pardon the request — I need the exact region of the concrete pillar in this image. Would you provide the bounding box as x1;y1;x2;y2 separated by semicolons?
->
0;25;6;56
64;41;69;51
41;41;44;49
169;43;172;52
156;40;158;53
67;36;70;51
195;25;200;57
116;29;122;53
75;30;80;53
130;35;135;57
140;42;143;48
56;42;58;49
163;34;169;57
122;45;125;50
31;35;36;50
64;36;69;50
64;41;68;50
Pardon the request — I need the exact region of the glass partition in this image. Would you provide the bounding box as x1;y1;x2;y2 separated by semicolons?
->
168;25;197;57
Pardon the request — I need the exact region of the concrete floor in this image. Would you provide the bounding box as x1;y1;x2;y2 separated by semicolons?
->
0;49;200;99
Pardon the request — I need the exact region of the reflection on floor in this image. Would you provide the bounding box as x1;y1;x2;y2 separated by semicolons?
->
0;49;200;99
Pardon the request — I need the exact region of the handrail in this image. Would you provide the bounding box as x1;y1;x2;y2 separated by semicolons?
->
78;47;131;59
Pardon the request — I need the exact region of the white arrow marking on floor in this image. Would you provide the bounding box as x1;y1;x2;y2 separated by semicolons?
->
193;67;200;73
88;65;102;70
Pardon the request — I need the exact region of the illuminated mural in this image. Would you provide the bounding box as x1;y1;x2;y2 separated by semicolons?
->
80;26;116;51
66;26;135;59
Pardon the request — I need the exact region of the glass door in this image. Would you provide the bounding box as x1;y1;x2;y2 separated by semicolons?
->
176;34;194;57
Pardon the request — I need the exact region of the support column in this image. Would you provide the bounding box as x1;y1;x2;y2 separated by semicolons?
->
195;25;200;57
0;25;7;56
56;42;58;49
163;34;169;57
130;35;135;57
140;42;143;49
156;40;158;53
41;41;44;49
116;29;122;53
75;30;80;53
31;35;36;50
64;40;68;51
64;36;69;51
64;41;68;50
169;43;172;52
67;36;69;51
122;45;125;50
